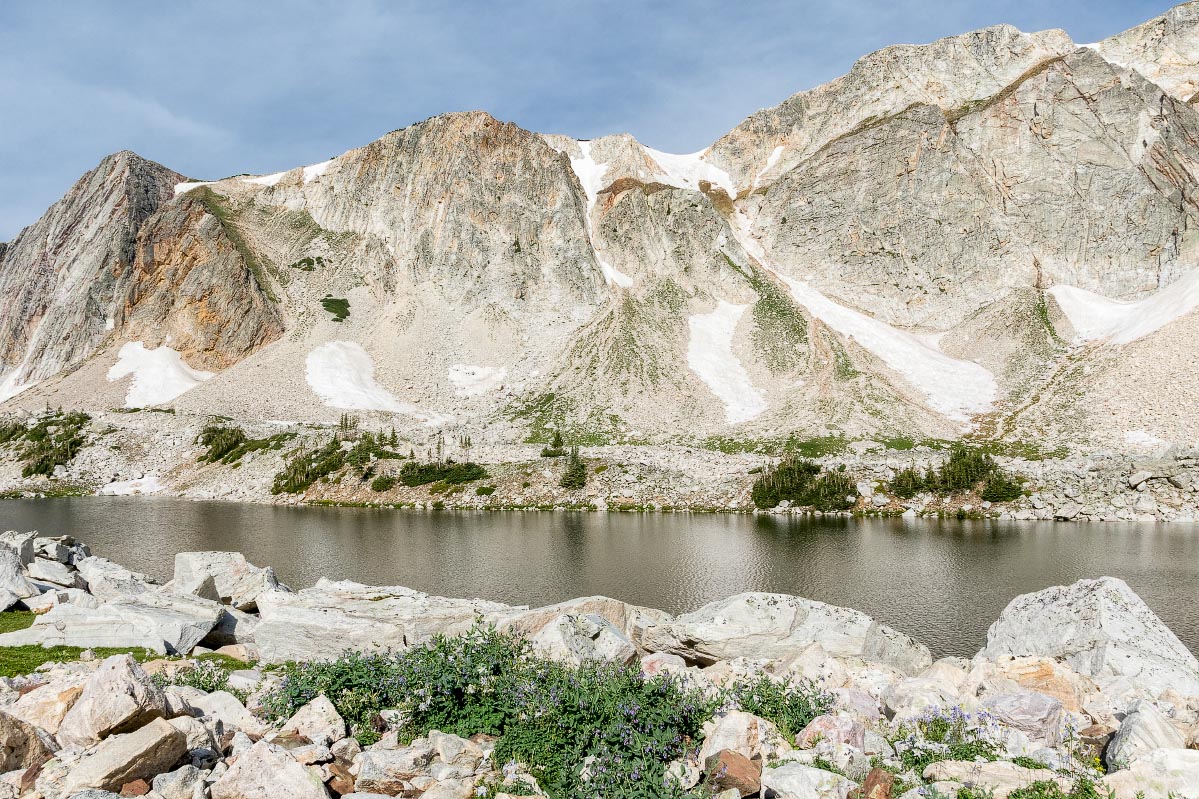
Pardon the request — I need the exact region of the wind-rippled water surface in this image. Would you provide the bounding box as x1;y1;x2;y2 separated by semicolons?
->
2;498;1197;658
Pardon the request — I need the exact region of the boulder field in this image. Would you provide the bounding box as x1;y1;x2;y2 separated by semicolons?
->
0;530;1196;797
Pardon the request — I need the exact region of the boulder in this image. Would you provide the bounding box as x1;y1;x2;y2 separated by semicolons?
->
0;709;56;771
353;740;437;794
698;710;792;763
187;691;269;738
278;696;346;747
981;577;1199;698
27;558;80;588
34;537;71;563
642;593;931;674
525;613;637;666
61;718;187;794
498;596;669;652
252;580;516;663
0;531;36;566
0;592;224;655
759;762;854;798
210;740;331;799
172;573;221;603
22;586;102;612
980;691;1068;745
56;655;169;750
1105;700;1187;769
74;557;154;601
1101;748;1199;798
882;677;959;721
703;749;760;796
922;761;1071;797
173;552;283;611
796;715;866;750
0;547;36;599
7;672;87;733
201;606;257;649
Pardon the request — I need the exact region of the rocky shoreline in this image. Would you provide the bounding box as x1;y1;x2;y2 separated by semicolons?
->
2;409;1199;524
0;533;1196;797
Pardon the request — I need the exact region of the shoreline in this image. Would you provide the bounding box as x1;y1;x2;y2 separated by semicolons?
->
0;535;1197;796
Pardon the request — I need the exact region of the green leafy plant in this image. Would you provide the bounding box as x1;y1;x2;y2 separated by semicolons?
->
728;675;834;738
371;475;397;492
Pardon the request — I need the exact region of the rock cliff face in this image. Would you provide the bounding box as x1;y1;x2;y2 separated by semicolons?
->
3;3;1199;452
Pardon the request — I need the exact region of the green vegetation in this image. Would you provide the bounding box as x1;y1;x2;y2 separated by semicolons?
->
750;458;856;511
151;659;249;703
398;460;488;487
540;430;566;458
887;444;1027;502
476;485;496;496
892;708;999;772
0;410;91;477
193;188;278;302
559;446;587;490
508;392;624;447
260;627;836;799
272;438;347;494
1006;777;1111;799
288;256;327;271
321;296;350;322
0;613;159;677
370;475;397;492
197;424;294;466
704;433;848;458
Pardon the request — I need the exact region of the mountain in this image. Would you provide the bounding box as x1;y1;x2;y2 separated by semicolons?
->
2;2;1198;453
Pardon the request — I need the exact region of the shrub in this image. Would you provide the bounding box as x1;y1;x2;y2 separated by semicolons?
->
260;627;719;799
892;707;999;772
9;411;91;477
559;446;586;490
541;430;566;458
890;467;925;498
476;485;496;496
370;475;396;492
271;438;346;494
728;675;834;738
151;660;247;703
981;471;1025;502
197;425;247;462
399;461;488;487
750;458;856;510
936;444;999;493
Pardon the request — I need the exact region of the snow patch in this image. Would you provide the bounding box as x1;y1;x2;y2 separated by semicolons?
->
568;142;633;288
752;146;785;187
642;146;738;198
686;301;767;425
174;181;216;196
1049;269;1199;345
302;159;333;184
1125;430;1168;449
728;212;996;421
306;341;448;424
243;171;286;187
448;364;507;397
107;342;214;408
98;474;164;496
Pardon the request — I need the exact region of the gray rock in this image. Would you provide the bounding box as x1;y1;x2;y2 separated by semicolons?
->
526;613;637;666
61;717;187;794
981;577;1199;699
75;556;154;601
759;762;854;798
27;557;80;587
56;654;169;750
1105;699;1187;770
277;695;346;747
0;547;36;600
152;764;206;799
173;552;283;611
210;739;331;799
0;709;57;771
642;592;932;673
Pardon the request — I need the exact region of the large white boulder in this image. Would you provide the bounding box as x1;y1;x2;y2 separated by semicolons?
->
497;596;670;652
0;546;36;600
0;591;223;655
980;577;1199;699
61;718;187;794
698;710;792;763
0;531;37;566
1101;748;1199;798
56;655;169;750
759;762;854;798
642;592;931;674
74;556;155;601
209;739;331;799
1105;699;1187;769
277;695;346;746
173;552;283;611
923;761;1070;795
525;613;637;666
252;580;516;663
7;671;88;733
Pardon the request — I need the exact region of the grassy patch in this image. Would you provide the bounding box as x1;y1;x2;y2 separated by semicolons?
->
321;296;350;322
193;188;279;302
0;410;91;478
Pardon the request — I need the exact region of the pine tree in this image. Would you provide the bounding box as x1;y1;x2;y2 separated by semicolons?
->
560;446;586;490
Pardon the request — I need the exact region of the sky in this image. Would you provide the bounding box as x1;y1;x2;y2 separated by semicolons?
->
0;0;1177;240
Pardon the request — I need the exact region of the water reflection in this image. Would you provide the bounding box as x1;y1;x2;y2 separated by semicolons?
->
0;498;1196;658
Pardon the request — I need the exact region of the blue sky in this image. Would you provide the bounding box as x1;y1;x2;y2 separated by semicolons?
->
0;0;1175;239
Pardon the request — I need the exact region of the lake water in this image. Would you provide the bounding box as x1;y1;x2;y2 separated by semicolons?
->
2;498;1197;658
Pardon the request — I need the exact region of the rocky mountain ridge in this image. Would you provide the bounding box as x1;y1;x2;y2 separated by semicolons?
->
2;3;1199;455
